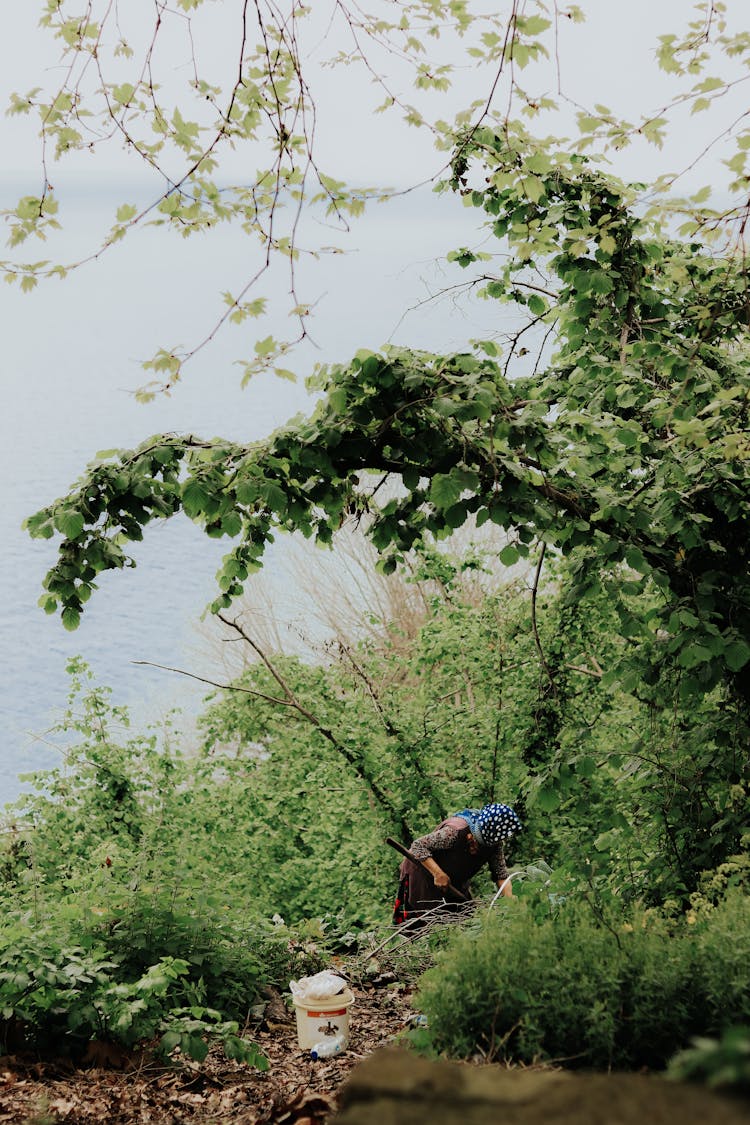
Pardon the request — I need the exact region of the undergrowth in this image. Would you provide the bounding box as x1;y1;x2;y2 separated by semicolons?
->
415;889;750;1070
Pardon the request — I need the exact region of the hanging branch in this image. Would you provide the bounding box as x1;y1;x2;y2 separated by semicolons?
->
530;541;556;694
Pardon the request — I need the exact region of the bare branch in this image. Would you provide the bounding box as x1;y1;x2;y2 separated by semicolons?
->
216;612;412;835
336;640;400;738
131;659;291;707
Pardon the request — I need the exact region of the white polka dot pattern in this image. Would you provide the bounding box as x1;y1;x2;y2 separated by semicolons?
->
476;803;521;846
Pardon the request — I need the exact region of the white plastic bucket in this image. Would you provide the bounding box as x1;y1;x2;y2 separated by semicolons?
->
292;988;355;1050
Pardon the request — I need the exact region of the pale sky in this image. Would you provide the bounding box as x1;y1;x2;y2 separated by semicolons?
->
1;1;746;194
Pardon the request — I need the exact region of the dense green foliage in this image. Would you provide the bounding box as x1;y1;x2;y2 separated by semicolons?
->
197;548;749;904
1;540;748;1069
18;0;750;927
7;0;750;1079
25;133;750;940
0;661;325;1060
416;891;750;1069
27;142;750;738
0;929;267;1067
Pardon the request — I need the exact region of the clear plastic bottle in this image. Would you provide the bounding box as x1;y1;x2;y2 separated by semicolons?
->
310;1034;346;1060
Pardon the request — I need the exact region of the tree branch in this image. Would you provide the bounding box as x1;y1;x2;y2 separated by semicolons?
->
216;613;412;837
530;541;556;694
131;660;291;708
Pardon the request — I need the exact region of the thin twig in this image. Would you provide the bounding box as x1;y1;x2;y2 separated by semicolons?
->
131;660;290;708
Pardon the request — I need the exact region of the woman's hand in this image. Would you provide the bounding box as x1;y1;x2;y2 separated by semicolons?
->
422;858;450;888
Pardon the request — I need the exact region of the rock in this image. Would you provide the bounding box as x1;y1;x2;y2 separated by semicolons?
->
332;1047;749;1125
260;984;294;1030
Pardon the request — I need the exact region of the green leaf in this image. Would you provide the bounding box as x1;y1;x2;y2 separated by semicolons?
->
624;547;649;574
183;1034;209;1062
62;607;81;631
725;641;750;672
444;501;468;529
112;83;135;105
254;335;276;357
691;97;711;115
536;785;560;812
678;645;713;669
25;513;55;539
499;543;519;566
259;480;287;512
54;510;85;540
616;427;638;448
521;175;545;204
182;481;209;518
518;15;551;35
429;473;461;510
221;512;243;537
160;1031;181;1053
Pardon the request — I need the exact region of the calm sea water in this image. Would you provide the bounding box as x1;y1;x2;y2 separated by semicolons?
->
1;179;494;803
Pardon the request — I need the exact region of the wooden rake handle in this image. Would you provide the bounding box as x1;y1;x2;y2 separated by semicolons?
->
386;836;469;903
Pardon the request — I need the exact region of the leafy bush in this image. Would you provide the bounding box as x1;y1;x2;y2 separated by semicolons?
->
415;890;750;1069
102;894;274;1021
668;1026;750;1093
2;629;745;1070
0;663;350;1064
99;892;328;1019
0;916;269;1065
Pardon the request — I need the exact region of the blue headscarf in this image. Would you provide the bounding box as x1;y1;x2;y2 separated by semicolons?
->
454;803;521;847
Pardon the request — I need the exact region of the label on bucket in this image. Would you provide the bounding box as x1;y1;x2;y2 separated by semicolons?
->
305;1007;347;1018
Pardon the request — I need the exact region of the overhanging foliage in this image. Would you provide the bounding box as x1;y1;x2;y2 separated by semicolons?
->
27;137;750;710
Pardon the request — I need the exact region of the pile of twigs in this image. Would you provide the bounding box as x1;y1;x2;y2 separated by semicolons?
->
361;898;482;964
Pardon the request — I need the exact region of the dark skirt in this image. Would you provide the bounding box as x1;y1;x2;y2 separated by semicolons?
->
392;861;471;925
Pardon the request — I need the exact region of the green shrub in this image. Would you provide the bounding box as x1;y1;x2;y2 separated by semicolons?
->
668;1026;750;1092
0;913;273;1065
100;891;327;1020
102;894;266;1021
692;890;750;1025
416;890;750;1069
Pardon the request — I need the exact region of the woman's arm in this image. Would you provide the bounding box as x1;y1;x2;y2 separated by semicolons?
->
409;823;463;886
489;845;514;897
421;856;451;887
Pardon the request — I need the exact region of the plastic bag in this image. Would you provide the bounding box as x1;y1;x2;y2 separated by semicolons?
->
289;971;348;1002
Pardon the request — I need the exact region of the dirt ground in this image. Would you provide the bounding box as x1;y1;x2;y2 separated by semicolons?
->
0;979;416;1124
1;981;747;1125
